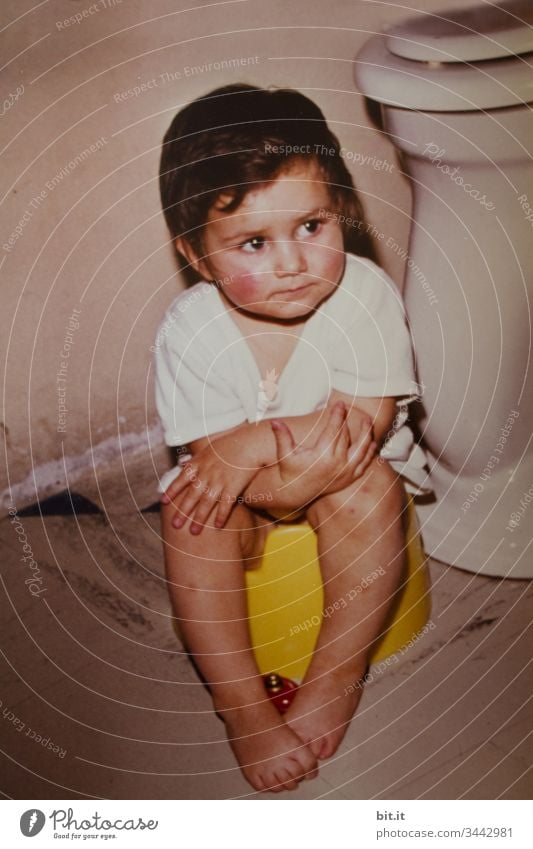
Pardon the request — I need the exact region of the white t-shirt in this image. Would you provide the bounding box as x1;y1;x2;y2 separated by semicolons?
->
154;253;430;493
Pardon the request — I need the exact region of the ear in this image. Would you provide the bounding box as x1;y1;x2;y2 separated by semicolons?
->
174;237;212;280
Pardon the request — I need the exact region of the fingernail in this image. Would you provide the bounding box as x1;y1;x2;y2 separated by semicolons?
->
160;493;170;504
172;517;184;529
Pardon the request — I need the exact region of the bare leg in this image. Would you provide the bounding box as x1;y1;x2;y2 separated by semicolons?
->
161;501;318;791
283;458;406;759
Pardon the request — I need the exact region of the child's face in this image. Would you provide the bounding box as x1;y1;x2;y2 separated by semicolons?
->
181;160;346;322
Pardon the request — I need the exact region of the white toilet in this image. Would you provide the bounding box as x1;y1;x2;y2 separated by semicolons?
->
354;0;533;578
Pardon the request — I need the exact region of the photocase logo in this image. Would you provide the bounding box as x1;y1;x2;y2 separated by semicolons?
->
20;809;46;837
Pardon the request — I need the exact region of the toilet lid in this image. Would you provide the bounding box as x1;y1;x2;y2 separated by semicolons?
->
386;0;533;63
355;0;533;111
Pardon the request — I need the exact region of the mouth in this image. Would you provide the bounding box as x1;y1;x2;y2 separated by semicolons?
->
277;283;312;297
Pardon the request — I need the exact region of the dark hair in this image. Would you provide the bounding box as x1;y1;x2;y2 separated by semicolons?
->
159;84;375;261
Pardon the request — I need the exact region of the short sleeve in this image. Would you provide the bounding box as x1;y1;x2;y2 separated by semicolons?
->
330;262;419;401
154;320;246;446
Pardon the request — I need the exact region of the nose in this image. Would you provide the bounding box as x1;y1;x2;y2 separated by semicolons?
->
273;240;307;278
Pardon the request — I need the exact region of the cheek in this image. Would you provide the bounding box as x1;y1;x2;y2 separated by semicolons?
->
224;272;265;304
325;251;345;280
306;240;345;279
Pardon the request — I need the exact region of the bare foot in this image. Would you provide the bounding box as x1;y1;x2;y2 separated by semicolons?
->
283;666;366;760
218;697;319;792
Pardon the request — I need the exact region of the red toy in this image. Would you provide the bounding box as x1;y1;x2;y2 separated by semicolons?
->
263;673;299;714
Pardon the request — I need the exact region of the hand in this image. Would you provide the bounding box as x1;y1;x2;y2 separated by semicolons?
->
160;440;258;534
270;401;376;508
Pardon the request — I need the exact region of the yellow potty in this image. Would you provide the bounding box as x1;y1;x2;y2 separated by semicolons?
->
245;495;431;682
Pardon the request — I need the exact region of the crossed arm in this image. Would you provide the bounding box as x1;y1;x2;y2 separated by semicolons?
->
161;390;398;534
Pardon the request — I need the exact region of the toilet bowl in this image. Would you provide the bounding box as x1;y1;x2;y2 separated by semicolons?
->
354;0;533;577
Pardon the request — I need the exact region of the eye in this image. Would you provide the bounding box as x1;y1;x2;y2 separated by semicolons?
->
239;235;266;253
300;218;322;236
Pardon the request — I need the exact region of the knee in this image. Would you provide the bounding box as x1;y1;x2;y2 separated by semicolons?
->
161;496;264;562
307;458;406;530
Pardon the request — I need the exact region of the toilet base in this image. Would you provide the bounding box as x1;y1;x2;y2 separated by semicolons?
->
415;461;532;578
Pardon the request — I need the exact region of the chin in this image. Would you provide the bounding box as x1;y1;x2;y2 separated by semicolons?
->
277;288;331;313
272;302;315;320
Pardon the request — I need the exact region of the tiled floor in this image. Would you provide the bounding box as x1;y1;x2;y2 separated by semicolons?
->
1;453;531;799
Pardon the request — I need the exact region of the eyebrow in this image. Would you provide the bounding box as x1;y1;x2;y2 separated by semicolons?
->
219;207;328;243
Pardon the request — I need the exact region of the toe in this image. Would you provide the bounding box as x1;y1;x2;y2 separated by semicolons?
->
318;732;342;760
288;752;318;782
303;763;319;780
318;738;334;759
267;779;284;793
246;770;266;792
276;767;300;792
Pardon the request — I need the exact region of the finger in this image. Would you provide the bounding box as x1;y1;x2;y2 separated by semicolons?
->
347;425;373;463
160;465;197;503
315;401;346;451
352;441;378;478
347;414;373;455
333;417;352;456
270;419;296;460
213;493;237;529
346;440;374;478
351;413;374;441
188;492;222;535
171;481;205;529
